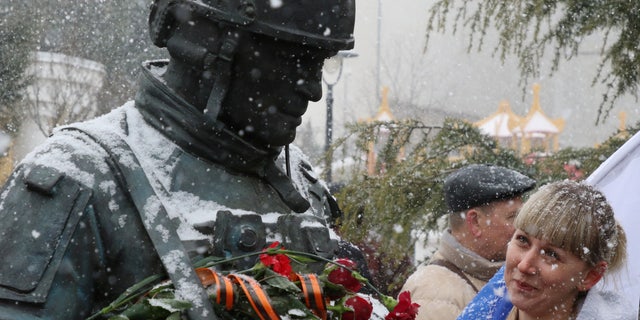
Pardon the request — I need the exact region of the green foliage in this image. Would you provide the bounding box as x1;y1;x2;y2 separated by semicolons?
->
333;118;529;295
531;122;640;185
426;0;640;123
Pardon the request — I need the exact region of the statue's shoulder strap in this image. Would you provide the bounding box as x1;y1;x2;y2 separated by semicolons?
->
61;123;217;320
296;154;342;223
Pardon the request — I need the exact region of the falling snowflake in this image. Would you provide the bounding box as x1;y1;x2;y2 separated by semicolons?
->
270;0;282;8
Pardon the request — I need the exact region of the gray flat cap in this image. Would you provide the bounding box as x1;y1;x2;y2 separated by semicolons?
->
444;164;536;212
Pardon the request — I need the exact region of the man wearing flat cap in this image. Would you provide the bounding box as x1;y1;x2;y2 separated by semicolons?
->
400;164;535;320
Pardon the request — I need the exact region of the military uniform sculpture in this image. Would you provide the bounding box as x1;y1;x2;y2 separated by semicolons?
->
0;0;356;318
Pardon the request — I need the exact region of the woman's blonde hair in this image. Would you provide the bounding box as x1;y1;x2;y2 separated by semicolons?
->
514;180;627;271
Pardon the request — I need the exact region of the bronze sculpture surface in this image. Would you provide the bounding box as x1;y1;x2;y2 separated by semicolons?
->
0;1;356;318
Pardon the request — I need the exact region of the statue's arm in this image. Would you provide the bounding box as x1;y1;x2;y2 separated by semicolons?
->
0;131;164;319
0;163;100;319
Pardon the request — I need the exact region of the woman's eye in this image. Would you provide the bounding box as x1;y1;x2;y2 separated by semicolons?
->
516;235;528;244
540;249;559;260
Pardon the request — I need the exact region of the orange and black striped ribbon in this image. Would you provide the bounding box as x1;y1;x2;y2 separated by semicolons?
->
228;274;280;320
195;268;234;311
296;273;328;320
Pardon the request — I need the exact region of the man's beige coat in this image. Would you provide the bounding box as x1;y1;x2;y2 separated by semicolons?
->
401;231;503;320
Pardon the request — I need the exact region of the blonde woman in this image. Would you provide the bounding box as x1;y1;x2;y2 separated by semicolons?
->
458;180;635;320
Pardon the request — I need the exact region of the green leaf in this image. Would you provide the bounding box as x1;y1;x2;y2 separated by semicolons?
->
286;253;319;264
147;298;192;312
270;295;318;319
262;269;301;294
166;312;183;320
88;274;166;320
104;298;190;320
193;256;228;268
323;280;347;296
147;283;175;297
116;302;171;320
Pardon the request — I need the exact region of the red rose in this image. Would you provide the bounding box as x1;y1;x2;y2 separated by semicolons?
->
341;295;373;320
385;291;420;320
327;258;363;293
259;242;292;277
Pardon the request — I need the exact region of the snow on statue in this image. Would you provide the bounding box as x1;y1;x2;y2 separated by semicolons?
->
0;1;420;319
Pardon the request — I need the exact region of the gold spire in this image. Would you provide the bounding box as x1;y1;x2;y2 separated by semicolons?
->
519;83;565;153
522;83;565;132
373;86;394;122
531;83;542;113
619;111;627;131
615;111;629;139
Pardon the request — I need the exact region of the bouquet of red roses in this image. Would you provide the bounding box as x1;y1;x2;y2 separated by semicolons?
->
88;242;419;320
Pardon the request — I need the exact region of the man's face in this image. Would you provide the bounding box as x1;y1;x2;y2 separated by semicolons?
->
220;33;336;148
475;197;523;262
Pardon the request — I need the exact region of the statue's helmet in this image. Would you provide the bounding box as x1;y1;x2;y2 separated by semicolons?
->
149;0;355;51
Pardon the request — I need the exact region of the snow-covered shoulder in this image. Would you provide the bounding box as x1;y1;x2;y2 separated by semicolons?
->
17;103;137;188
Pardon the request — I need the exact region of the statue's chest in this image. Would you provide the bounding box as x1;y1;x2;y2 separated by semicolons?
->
141;149;335;271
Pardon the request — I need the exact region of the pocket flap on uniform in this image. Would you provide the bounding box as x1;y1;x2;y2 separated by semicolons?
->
0;166;82;294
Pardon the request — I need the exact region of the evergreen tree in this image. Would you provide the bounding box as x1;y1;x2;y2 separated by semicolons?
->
531;121;640;185
333;118;529;295
426;1;640;123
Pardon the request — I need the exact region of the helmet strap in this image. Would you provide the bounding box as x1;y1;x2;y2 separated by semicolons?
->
204;29;239;130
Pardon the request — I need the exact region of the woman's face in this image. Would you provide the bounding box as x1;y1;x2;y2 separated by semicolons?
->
504;229;594;318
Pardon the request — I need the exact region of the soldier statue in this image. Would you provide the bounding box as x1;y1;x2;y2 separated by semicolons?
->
0;0;357;318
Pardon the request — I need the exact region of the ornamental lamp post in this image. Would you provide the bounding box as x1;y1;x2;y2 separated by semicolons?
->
323;50;357;183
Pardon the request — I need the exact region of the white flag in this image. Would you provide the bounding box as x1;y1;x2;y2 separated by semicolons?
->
587;131;640;315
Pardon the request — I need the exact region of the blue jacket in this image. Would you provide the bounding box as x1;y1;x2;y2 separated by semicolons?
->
456;265;512;320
